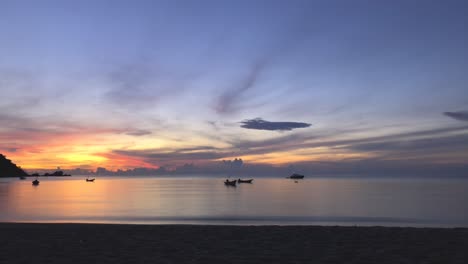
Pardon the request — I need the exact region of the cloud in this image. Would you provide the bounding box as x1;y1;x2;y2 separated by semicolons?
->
444;111;468;122
104;124;468;173
125;129;152;136
231;133;311;149
230;126;468;159
240;118;311;131
223;158;243;169
110;133;313;166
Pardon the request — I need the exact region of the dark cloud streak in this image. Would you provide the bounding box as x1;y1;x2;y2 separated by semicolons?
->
240;118;311;131
125;130;152;136
113;149;228;164
444;111;468;122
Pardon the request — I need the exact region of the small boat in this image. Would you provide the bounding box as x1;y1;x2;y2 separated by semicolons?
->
32;179;40;185
224;179;237;186
86;178;95;182
237;179;253;183
288;173;304;179
19;176;27;180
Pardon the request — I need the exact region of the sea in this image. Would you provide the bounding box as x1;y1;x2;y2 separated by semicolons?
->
1;176;467;227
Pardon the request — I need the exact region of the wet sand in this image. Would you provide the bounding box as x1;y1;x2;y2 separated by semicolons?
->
1;223;467;263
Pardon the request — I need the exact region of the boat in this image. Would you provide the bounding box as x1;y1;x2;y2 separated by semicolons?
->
237;179;253;183
19;176;27;180
224;179;237;186
32;179;40;185
86;178;95;182
288;173;304;179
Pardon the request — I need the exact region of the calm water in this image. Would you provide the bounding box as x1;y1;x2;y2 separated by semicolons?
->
1;176;467;227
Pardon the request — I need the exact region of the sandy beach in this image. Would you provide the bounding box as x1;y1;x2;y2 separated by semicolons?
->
0;223;467;263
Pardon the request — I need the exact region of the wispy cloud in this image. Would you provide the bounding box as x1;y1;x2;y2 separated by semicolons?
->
215;60;267;114
109;125;468;169
444;111;468;122
240;118;311;131
104;63;159;108
102;61;196;110
0;146;18;153
349;133;468;154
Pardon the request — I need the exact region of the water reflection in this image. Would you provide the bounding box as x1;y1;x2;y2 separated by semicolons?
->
0;176;467;226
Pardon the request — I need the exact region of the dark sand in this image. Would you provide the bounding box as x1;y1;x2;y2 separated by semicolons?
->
1;224;467;264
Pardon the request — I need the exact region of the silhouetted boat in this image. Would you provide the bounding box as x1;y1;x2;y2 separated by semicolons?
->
224;179;237;186
237;179;253;183
86;178;95;182
32;179;39;185
19;176;27;180
288;173;304;179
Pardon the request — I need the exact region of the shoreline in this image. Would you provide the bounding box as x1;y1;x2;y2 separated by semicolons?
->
2;220;467;228
1;223;467;263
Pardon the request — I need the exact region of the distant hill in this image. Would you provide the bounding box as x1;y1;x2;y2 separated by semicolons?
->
0;154;28;177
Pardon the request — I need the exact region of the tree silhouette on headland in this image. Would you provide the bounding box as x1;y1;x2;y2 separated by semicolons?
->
0;154;28;177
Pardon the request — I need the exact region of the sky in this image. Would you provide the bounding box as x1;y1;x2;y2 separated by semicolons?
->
0;0;467;175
